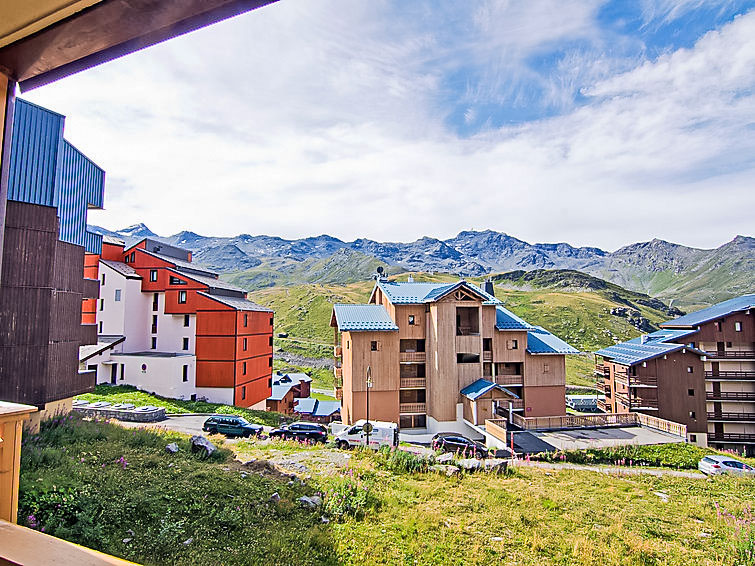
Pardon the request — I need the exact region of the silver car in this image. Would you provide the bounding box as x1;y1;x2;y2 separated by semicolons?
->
698;455;755;476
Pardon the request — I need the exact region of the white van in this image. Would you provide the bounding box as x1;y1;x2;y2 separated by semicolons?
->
334;420;398;450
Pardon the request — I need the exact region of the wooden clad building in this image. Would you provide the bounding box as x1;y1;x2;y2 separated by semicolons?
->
331;278;577;434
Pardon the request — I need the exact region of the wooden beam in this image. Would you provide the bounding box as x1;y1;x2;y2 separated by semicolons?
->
0;0;276;91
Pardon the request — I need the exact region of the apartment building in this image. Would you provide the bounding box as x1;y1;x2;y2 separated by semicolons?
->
330;278;577;434
0;99;104;426
596;294;755;453
85;237;274;408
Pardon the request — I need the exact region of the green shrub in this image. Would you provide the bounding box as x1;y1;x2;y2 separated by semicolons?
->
321;474;372;520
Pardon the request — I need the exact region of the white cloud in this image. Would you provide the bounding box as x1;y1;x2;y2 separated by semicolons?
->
22;1;755;251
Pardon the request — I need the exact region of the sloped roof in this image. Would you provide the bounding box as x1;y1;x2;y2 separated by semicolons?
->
332;304;399;332
625;328;697;345
294;398;341;417
100;259;140;279
169;268;246;294
273;372;312;386
140;248;218;277
460;378;519;401
495;305;533;330
375;280;501;305
197;292;272;312
269;383;295;401
660;294;755;328
79;335;125;362
526;326;579;354
596;341;705;366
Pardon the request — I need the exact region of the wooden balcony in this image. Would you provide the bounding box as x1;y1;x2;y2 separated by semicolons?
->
399;377;426;389
615;394;659;410
595;364;609;377
482;351;492;362
494;374;523;386
705;350;755;360
399;351;426;363
628;376;658;388
707;412;755;422
706;371;755;380
333;346;342;358
707;391;755;401
596;399;608;412
399;402;426;414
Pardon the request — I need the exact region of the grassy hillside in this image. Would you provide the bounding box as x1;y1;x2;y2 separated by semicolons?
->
247;271;675;387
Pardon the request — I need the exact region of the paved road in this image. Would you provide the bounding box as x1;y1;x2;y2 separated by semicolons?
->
117;415;220;437
513;459;706;478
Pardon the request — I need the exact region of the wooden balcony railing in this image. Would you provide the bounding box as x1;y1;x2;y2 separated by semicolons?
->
333;346;342;358
707;412;755;422
629;376;658;387
399;351;426;362
399;377;426;389
494;374;523;386
484;419;508;443
399;403;426;414
614;393;658;409
510;411;686;437
482;351;492;362
705;371;755;380
707;391;755;401
705;351;755;359
596;399;608;412
595;364;609;377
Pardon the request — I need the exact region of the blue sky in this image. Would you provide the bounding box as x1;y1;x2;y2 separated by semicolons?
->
23;0;755;250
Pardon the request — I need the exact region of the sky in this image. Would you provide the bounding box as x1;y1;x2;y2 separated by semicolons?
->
22;0;755;251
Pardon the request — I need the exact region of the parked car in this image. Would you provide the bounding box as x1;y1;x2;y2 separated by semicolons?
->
335;420;398;450
698;455;755;476
431;433;489;459
202;415;263;438
269;422;328;443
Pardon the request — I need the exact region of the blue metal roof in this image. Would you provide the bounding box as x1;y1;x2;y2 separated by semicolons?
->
460;378;499;400
376;280;501;305
333;304;399;332
526;326;579;354
495;305;533;330
660;294;755;328
269;383;293;401
596;341;705;366
8;99;105;253
625;329;697;345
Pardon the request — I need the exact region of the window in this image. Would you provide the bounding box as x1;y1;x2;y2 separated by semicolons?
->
98;321;103;333
688;389;695;396
178;290;187;304
183;314;190;327
689;411;696;419
124;255;129;263
182;337;189;351
169;276;186;285
483;338;492;352
543;364;550;373
182;365;188;382
735;321;742;332
243;338;248;351
456;353;480;364
244;313;248;327
689;434;697;443
242;361;247;375
99;299;104;311
346;341;350;349
114;289;121;302
371;341;378;351
153;293;159;311
269;336;273;347
268;357;272;368
149;269;158;282
151;337;157;349
130;252;135;262
507;339;518;350
687;366;694;373
269;315;273;326
726;341;733;348
152;315;158;333
120;364;124;380
408;315;415;325
101;273;106;285
241;386;246;400
715;321;721;331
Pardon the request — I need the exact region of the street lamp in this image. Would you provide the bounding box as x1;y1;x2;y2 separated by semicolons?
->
365;366;373;448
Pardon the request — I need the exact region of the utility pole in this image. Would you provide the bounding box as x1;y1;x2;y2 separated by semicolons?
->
365;365;373;448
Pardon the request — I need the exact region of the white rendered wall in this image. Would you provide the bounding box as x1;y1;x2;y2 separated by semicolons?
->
106;354;197;400
196;386;234;405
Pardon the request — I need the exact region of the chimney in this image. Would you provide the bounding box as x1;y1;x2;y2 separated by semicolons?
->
483;279;495;297
641;335;649;344
407;274;414;282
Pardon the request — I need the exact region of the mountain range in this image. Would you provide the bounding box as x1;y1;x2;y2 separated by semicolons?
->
89;223;754;308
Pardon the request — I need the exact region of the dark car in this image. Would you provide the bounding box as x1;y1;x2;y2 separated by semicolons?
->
269;422;328;443
202;415;263;438
431;433;489;459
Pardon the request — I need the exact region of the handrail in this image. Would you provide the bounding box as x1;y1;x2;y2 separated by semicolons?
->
399;403;426;414
509;411;686;437
399;352;426;362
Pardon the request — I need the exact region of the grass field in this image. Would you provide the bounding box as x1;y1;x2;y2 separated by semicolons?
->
19;416;755;565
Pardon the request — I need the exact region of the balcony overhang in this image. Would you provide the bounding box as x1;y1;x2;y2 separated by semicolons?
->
0;0;276;91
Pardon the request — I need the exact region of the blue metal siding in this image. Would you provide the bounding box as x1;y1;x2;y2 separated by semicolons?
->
8;99;105;254
8;99;64;207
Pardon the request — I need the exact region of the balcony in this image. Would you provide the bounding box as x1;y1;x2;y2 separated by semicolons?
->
595;364;609;377
399;351;426;363
483;351;492;362
400;377;426;389
615;393;658;410
707;412;755;422
706;371;755;380
597;399;608;412
629;376;658;388
707;391;755;401
494;374;523;386
708;433;755;443
333;346;342;358
705;350;755;360
399;402;426;414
